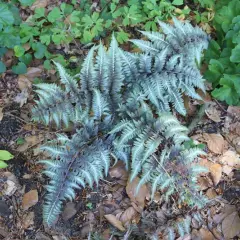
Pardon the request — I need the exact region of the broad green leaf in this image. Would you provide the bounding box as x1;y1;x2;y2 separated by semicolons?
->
34;8;45;18
0;47;7;57
14;45;25;57
19;0;35;6
116;31;130;43
32;42;47;59
0;61;6;73
19;53;32;65
82;15;93;27
105;19;112;28
172;0;183;5
230;45;240;63
0;150;14;161
12;62;27;74
0;3;14;26
70;11;81;22
44;60;52;70
212;86;239;105
83;30;93;43
47;7;62;23
40;35;51;45
0;160;8;169
52;34;62;44
60;3;73;15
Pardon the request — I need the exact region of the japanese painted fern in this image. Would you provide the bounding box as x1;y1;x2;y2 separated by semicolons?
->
33;18;209;226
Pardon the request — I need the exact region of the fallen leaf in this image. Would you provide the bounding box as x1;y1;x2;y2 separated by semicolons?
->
22;190;38;210
206;189;217;199
222;211;240;239
196;89;212;103
0;108;3;121
176;234;191;240
24;67;42;80
62;202;77;221
227;106;240;116
213;204;236;224
119;207;138;225
3;180;18;196
222;165;233;175
17;135;44;152
126;177;149;212
30;0;48;10
198;159;222;185
198;176;211;190
184;95;197;116
17;75;32;91
35;232;52;240
0;200;10;217
14;89;29;107
203;133;225;154
22;212;34;229
104;214;125;231
109;161;128;180
209;163;222;185
205;103;221;122
198;228;214;240
220;150;240;167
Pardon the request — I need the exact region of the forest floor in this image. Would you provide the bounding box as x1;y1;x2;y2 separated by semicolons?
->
0;1;240;240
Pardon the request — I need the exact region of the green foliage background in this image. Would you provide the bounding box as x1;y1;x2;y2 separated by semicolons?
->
204;0;240;105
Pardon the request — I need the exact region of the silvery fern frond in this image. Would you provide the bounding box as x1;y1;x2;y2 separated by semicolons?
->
32;20;210;227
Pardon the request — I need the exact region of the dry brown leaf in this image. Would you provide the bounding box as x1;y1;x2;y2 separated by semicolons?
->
206;189;217;199
213;204;236;224
196;89;212;103
222;211;240;239
24;67;42;80
3;180;18;196
126;177;149;212
220;150;240;167
198;176;211;190
30;0;48;10
22;212;34;229
18;75;32;90
198;228;214;240
209;163;222;185
203;133;225;154
17;135;44;152
222;165;233;175
184;95;197;116
198;159;222;185
119;207;138;225
227;106;240;116
205;103;221;122
14;89;29;107
62;202;77;221
22;190;38;210
104;214;125;231
0;107;3;121
109;161;128;180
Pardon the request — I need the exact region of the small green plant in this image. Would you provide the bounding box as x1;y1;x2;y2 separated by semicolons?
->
0;150;14;168
0;1;67;74
0;1;209;74
204;0;240;105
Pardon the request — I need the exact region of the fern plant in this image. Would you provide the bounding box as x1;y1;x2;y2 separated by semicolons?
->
32;18;209;227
